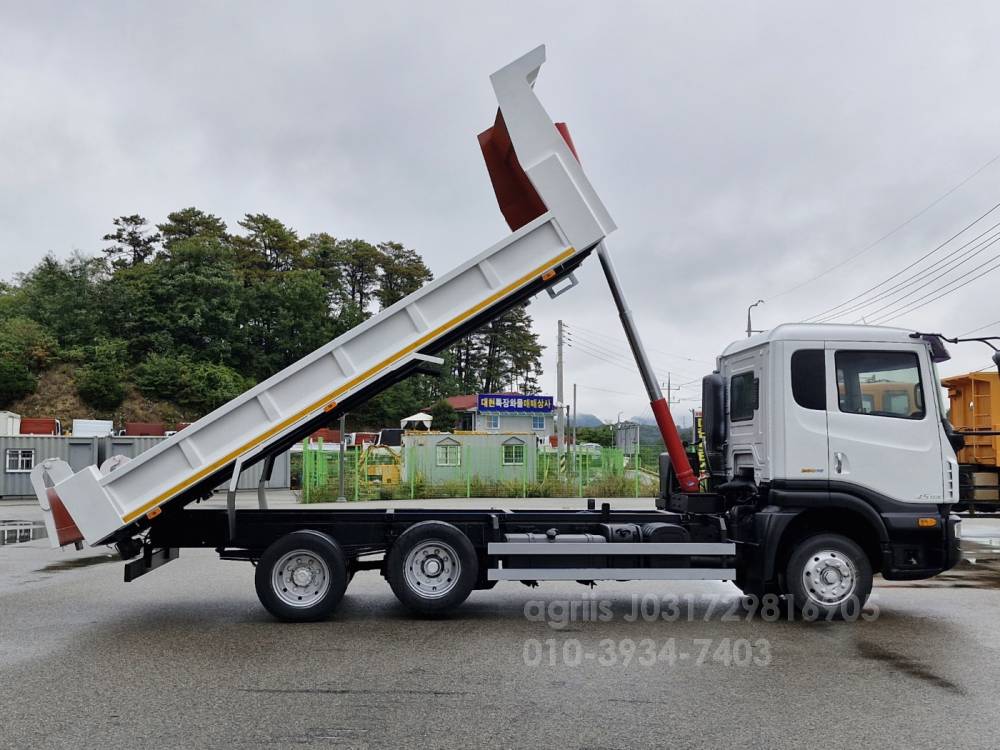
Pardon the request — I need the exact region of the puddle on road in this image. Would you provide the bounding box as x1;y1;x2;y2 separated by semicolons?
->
855;641;964;694
37;555;117;572
0;521;47;546
883;538;1000;589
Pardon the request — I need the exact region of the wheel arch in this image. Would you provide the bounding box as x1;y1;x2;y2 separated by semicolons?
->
773;506;885;581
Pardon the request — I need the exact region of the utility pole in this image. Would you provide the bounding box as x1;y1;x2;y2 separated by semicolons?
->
661;373;681;405
556;319;565;470
746;299;765;338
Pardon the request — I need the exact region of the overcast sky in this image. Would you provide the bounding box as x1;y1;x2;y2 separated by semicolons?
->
3;2;999;423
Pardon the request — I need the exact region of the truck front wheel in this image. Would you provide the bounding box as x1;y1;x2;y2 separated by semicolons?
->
387;521;478;616
785;533;872;620
255;530;349;622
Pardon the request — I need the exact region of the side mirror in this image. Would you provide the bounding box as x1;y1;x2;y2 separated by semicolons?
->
993;350;1000;379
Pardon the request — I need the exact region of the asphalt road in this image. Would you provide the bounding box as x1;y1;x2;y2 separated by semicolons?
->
2;500;1000;749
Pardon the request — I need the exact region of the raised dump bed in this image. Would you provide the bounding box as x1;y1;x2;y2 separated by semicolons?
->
33;45;615;549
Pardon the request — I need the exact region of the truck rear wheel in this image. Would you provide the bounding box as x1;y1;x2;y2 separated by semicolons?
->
255;530;349;622
785;533;872;620
387;521;478;616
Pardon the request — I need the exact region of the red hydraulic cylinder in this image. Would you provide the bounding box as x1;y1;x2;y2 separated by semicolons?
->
650;397;699;493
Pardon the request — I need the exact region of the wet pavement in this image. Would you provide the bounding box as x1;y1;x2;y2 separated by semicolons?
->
1;500;999;749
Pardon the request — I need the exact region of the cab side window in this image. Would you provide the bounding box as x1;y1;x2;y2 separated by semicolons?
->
730;371;759;422
835;350;925;419
790;349;825;410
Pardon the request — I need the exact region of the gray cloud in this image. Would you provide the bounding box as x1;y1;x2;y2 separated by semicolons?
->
2;1;999;421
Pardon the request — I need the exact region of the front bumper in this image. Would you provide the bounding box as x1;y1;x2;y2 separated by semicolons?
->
880;512;962;580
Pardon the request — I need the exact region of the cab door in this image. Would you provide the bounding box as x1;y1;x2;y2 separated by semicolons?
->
782;343;829;482
825;343;944;502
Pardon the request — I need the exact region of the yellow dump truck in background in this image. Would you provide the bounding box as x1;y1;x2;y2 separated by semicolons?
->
942;371;1000;510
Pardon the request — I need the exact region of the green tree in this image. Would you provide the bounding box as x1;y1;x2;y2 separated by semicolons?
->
133;352;191;401
0;317;57;371
428;398;457;431
302;232;342;306
0;360;36;408
106;237;243;363
462;304;544;393
576;426;613;447
157;207;228;252
102;214;161;267
76;365;126;411
236;213;303;272
336;239;382;311
178;362;248;411
235;269;339;380
377;242;432;308
12;253;106;348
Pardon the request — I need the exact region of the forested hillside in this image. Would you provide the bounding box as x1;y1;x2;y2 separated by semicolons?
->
0;209;545;429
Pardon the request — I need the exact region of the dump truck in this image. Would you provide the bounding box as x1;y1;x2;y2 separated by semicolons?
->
32;47;963;622
941;371;1000;511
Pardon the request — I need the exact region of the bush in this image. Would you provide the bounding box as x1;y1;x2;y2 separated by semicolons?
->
0;317;57;371
178;361;248;412
134;354;249;412
133;353;188;401
428;399;457;431
76;364;126;411
0;360;37;407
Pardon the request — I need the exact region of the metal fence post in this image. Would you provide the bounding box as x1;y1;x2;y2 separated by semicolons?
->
302;439;311;502
337;414;347;502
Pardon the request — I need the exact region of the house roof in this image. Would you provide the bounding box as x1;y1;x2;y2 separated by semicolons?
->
441;395;479;411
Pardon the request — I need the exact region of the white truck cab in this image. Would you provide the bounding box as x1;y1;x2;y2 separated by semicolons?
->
717;323;958;504
688;323;962;596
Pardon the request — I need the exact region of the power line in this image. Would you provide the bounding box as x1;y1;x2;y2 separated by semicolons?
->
869;252;1000;325
768;150;1000;300
806;203;1000;322
567;338;702;389
959;318;1000;337
577;384;644;398
566;322;714;365
846;231;1000;323
566;330;703;383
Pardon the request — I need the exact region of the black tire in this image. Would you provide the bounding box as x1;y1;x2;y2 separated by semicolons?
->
255;530;349;622
387;521;478;616
785;533;872;620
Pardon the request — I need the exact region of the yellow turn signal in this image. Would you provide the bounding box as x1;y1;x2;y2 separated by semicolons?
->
917;517;938;528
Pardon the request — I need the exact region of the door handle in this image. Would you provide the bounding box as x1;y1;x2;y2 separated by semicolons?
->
833;452;846;474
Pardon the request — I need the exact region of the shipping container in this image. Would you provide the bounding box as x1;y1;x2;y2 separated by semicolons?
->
71;419;114;437
124;422;167;436
19;417;60;435
0;412;21;437
0;436;99;497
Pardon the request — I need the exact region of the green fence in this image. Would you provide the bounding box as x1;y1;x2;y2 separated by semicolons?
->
300;440;660;503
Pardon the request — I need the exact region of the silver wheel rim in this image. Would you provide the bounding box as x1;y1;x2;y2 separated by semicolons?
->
802;549;857;606
403;540;461;599
272;549;331;608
